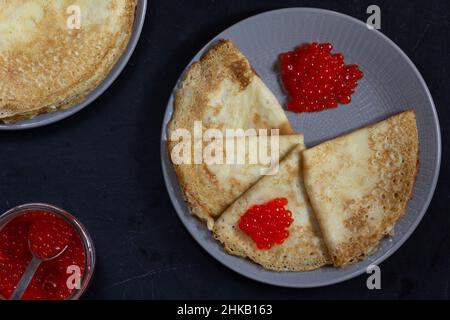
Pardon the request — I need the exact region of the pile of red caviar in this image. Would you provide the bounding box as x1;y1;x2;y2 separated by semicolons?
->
29;215;74;259
0;211;85;300
239;198;293;249
280;42;364;113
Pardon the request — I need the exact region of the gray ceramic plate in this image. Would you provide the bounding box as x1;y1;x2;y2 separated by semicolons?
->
0;0;147;130
161;8;441;287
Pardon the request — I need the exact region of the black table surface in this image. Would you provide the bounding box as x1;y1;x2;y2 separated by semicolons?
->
0;0;449;300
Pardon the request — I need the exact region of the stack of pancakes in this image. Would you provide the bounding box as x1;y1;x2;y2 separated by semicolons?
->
0;0;137;123
168;40;419;271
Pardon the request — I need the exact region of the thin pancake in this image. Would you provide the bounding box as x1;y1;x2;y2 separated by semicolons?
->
302;111;419;267
0;0;136;123
168;39;294;136
214;145;331;271
170;135;304;230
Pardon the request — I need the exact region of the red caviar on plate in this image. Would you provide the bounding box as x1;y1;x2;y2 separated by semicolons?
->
0;211;85;300
280;42;364;113
238;198;293;250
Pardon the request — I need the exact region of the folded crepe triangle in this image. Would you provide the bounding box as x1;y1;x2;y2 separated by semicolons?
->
214;144;331;271
169;135;304;230
168;39;294;137
302;111;419;267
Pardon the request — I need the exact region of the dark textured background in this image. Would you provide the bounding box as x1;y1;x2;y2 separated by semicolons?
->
0;0;448;299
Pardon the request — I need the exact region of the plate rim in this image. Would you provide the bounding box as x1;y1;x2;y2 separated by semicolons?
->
160;7;441;288
0;0;148;131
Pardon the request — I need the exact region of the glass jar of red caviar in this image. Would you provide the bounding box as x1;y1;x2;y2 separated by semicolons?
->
0;203;95;300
